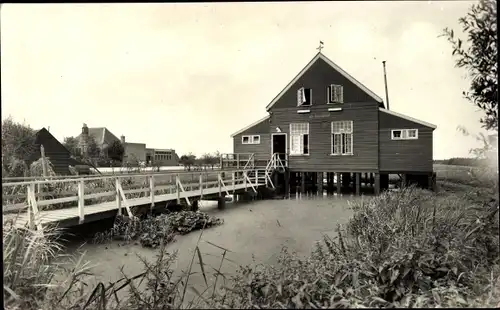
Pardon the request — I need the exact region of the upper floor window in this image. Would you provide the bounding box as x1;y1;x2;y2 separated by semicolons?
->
391;129;418;140
297;87;312;106
328;84;344;104
290;123;309;155
331;120;353;155
242;135;261;144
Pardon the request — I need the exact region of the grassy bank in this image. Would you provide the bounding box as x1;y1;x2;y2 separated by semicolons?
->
3;170;499;309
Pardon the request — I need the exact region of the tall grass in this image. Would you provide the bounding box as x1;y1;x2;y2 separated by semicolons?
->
211;186;499;308
4;178;499;308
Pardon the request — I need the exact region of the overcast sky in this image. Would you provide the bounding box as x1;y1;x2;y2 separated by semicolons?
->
1;2;486;159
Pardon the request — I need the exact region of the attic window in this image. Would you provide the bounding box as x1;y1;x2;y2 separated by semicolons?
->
297;87;312;106
328;84;344;104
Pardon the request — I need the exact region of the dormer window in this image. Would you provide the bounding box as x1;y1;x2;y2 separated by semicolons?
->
297;87;312;106
328;84;344;104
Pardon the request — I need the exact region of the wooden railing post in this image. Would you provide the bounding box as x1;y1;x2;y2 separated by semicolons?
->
218;172;222;196
115;178;122;215
26;184;33;229
243;171;247;190
199;174;203;198
78;179;85;224
237;154;240;169
255;170;258;184
175;174;180;203
232;172;236;192
149;175;155;208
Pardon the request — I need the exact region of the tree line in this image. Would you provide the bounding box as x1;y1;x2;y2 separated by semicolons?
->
178;152;221;171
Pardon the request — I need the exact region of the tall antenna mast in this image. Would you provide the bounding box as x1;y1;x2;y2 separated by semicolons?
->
382;61;390;110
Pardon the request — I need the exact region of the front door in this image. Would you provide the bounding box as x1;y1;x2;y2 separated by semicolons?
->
272;134;287;162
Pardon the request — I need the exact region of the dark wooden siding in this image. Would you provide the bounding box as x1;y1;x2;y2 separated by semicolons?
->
270;102;379;172
30;128;71;175
271;57;376;110
379;111;434;173
233;117;271;163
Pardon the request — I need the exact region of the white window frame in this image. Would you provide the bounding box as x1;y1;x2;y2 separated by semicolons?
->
297;87;312;107
331;120;353;155
289;123;310;156
391;129;418;140
327;84;344;104
242;135;261;144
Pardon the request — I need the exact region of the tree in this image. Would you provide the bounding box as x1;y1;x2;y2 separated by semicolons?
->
201;151;220;170
63;136;80;157
442;0;498;131
107;140;125;163
179;153;196;171
1;117;36;177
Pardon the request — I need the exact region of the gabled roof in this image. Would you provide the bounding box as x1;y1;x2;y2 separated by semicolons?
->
230;115;270;138
265;52;384;111
379;108;437;129
76;127;120;146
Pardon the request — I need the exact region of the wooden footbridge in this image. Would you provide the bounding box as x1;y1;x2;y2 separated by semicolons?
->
2;153;287;230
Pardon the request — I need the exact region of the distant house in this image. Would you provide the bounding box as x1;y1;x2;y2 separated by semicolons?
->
29;128;75;175
120;135;147;163
75;124;121;158
146;148;180;166
76;123;179;166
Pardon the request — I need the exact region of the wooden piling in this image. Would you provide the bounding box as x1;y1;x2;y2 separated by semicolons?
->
374;173;381;195
300;172;306;194
284;169;290;197
355;172;361;196
336;172;342;195
317;172;323;195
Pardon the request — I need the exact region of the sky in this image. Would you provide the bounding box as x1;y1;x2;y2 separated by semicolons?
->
0;1;488;159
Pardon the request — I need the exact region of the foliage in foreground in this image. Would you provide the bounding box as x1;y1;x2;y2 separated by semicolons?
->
213;187;499;308
4;186;499;309
442;0;497;131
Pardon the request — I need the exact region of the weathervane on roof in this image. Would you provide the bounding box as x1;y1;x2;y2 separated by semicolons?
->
316;41;324;53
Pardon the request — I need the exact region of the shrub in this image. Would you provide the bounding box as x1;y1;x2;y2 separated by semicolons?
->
2;222;96;310
213;186;499;308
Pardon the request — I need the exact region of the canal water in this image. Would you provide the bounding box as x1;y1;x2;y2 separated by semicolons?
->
61;194;363;305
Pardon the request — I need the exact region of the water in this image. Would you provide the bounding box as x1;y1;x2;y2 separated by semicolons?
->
62;195;359;303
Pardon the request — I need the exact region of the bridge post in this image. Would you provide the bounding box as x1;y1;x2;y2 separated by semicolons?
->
27;183;43;232
78;179;85;224
232;172;236;192
175;174;181;204
243;171;247;190
26;183;33;229
199;174;204;198
115;178;122;215
218;172;222;196
149;175;155;208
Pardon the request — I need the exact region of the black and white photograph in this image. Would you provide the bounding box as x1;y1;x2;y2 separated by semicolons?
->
1;1;498;309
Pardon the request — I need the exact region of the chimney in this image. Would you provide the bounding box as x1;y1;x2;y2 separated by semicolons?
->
121;135;125;143
82;123;89;135
382;61;390;110
80;123;89;155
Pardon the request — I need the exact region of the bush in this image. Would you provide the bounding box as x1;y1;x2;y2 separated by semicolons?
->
213;187;499;308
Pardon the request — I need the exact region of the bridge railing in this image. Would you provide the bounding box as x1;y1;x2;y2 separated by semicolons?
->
2;168;272;230
219;153;256;170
